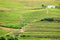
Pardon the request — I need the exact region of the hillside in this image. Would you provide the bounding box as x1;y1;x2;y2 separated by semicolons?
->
0;0;60;40
0;0;60;8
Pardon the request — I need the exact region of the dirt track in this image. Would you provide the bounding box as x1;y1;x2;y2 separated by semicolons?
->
0;27;19;32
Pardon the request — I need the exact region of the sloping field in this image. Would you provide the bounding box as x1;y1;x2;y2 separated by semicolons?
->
20;9;60;39
0;0;60;40
0;0;60;8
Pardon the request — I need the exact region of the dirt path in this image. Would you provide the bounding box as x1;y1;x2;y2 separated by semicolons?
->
0;26;25;33
0;27;19;32
0;26;25;37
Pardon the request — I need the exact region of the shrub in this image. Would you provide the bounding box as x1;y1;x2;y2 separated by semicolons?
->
0;37;6;40
14;37;18;40
20;35;26;37
7;37;14;40
41;18;54;22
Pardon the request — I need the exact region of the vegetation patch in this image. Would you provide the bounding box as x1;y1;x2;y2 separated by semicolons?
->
40;18;60;22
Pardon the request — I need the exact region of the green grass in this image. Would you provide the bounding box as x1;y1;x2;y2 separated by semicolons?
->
19;38;60;40
0;0;60;28
0;9;60;28
0;0;60;40
0;30;7;36
22;32;60;36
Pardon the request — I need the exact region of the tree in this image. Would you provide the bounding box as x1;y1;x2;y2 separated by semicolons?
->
41;4;46;8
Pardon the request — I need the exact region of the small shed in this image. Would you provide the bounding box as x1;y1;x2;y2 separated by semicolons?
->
47;5;55;8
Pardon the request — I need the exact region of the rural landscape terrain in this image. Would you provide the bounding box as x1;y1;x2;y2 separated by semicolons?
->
0;0;60;40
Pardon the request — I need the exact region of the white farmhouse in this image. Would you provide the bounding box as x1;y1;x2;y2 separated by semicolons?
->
47;5;55;8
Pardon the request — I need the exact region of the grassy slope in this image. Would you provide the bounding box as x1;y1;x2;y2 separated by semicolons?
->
21;9;60;39
19;38;60;40
0;30;8;37
0;0;60;28
0;0;60;40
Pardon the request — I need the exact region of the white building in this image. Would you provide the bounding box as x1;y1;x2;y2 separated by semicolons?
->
47;5;55;8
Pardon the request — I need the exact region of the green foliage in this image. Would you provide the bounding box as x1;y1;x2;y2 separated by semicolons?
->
0;37;6;40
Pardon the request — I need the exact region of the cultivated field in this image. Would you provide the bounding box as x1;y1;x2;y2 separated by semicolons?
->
0;0;60;40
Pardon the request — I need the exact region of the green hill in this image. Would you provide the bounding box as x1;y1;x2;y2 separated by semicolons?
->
0;0;60;28
0;0;60;40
